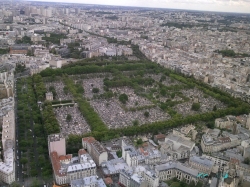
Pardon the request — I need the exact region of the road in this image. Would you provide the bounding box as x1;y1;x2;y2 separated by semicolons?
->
14;76;25;185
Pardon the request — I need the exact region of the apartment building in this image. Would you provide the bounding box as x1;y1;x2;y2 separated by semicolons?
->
160;133;196;160
189;155;214;174
71;176;106;187
0;110;15;184
82;137;108;166
89;141;108;166
119;166;159;187
50;148;97;185
48;134;66;156
155;161;199;184
201;129;241;153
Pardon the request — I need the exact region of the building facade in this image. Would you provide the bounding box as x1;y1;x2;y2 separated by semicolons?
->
155;161;199;184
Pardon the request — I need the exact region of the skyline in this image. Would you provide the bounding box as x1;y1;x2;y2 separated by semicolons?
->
27;0;250;14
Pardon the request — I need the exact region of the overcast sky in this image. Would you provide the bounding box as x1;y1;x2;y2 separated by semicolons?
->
29;0;250;13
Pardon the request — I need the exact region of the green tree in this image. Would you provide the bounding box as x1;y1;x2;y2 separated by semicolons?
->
133;120;139;126
20;157;28;165
216;49;236;57
116;150;122;158
63;86;69;94
206;121;215;129
195;181;203;187
10;182;21;187
0;48;9;54
27;50;34;56
66;114;72;122
144;111;149;118
160;88;167;96
160;75;166;82
92;88;99;93
170;182;181;187
50;48;57;54
191;103;200;111
171;93;176;98
30;179;41;187
213;105;217;111
244;157;250;165
136;138;143;145
119;93;128;104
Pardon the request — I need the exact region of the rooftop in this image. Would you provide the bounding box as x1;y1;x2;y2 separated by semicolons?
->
70;176;106;187
155;161;199;177
91;141;106;154
0;148;14;174
190;156;214;168
165;133;195;149
50;151;96;177
48;134;64;143
82;137;96;144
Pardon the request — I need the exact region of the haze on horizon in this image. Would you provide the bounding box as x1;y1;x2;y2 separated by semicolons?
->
27;0;250;14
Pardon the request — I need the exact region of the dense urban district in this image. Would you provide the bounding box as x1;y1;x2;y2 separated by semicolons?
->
1;0;250;187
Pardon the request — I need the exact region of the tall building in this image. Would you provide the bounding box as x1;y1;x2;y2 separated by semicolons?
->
49;134;97;185
0;110;15;184
50;149;96;185
48;134;66;156
82;137;108;166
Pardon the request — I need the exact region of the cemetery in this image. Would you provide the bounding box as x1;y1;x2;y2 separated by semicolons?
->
39;60;246;139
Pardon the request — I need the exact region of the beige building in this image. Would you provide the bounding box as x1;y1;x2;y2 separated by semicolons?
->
155;161;199;184
89;141;108;166
46;92;53;101
51;149;97;185
215;116;235;129
202;154;229;173
0;110;15;184
49;134;97;185
189;156;214;174
201;129;240;153
82;137;108;166
48;134;66;156
160;133;195;160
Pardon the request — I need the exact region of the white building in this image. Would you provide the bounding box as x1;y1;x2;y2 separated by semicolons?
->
51;149;97;185
201;129;241;153
0;110;15;184
71;176;106;187
119;166;159;187
160;132;196;160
